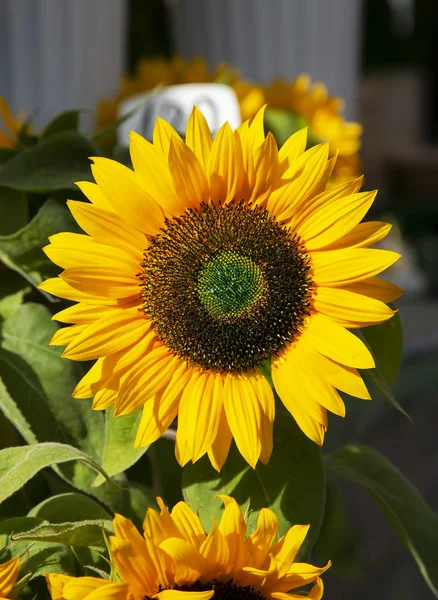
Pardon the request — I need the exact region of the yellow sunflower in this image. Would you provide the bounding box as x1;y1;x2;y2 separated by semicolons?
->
264;75;362;182
0;97;25;150
40;107;402;470
0;556;20;599
46;496;329;600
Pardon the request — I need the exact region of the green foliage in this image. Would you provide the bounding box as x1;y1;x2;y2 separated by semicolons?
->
0;443;110;504
0;198;79;287
360;311;409;419
0;187;28;235
42;110;81;138
93;407;149;487
327;444;438;598
183;407;325;559
0;131;98;193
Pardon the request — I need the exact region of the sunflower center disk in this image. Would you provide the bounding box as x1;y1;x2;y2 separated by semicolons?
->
139;201;313;373
145;579;266;600
197;251;265;319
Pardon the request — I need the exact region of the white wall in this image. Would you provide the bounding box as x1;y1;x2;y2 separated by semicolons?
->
0;0;128;130
166;0;363;119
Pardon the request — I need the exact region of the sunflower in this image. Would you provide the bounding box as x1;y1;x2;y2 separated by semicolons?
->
41;107;402;469
264;75;362;182
46;496;329;600
0;556;20;599
0;97;26;150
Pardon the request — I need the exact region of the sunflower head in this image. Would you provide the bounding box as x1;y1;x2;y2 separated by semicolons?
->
41;106;401;470
0;556;20;599
46;496;329;600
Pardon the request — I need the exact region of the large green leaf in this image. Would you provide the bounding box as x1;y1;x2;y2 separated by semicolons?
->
0;270;30;320
93;407;148;487
0;198;79;287
327;444;438;597
0;516;75;579
28;492;112;522
0;375;37;444
359;312;409;419
0;187;28;235
183;406;325;558
13;519;113;548
0;443;110;504
42;110;81;138
0;131;98;193
312;478;360;579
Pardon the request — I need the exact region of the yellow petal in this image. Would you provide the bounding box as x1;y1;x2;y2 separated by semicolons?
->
171;502;206;549
134;364;190;447
323;221;391;251
303;313;375;369
115;345;178;416
129;130;183;215
249;372;275;465
52;303;114;325
0;557;19;597
49;324;88;347
75;181;114;212
312;248;400;287
169;137;209;208
223;373;261;468
199;520;230;579
246;508;279;567
278;127;307;165
91;157;165;235
38;277;115;305
217;495;246;575
159;537;206;585
314;286;395;328
208;122;239;203
186;106;212;170
271;524;310;577
44;232;139;271
62;307;151;361
61;265;141;299
297;191;377;251
153;117;181;155
344;276;403;303
207;406;233;472
67;200;145;260
177;371;223;464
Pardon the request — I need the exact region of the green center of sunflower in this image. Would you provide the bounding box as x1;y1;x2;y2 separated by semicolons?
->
144;579;266;600
139;201;313;373
197;251;265;319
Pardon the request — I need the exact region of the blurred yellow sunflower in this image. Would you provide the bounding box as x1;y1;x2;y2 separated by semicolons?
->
0;97;25;150
0;556;20;599
41;107;401;469
264;75;362;182
46;496;329;600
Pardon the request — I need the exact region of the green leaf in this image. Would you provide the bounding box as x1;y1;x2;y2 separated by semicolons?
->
327;443;438;597
0;131;98;193
93;407;148;487
42;110;81;138
0;375;37;445
0;198;79;288
264;108;306;147
0;187;28;235
28;492;112;522
183;406;325;558
312;479;360;579
0;270;30;320
0;443;110;504
0;516;75;579
359;313;409;419
13;519;113;548
361;310;403;386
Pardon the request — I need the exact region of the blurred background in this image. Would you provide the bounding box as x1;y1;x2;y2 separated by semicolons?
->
1;0;438;597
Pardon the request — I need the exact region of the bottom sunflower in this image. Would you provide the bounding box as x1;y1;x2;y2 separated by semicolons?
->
46;497;329;600
0;556;20;599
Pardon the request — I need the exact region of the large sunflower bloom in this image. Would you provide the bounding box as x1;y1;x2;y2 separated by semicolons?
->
46;496;329;600
41;107;402;469
0;97;25;150
0;557;20;599
264;75;362;183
